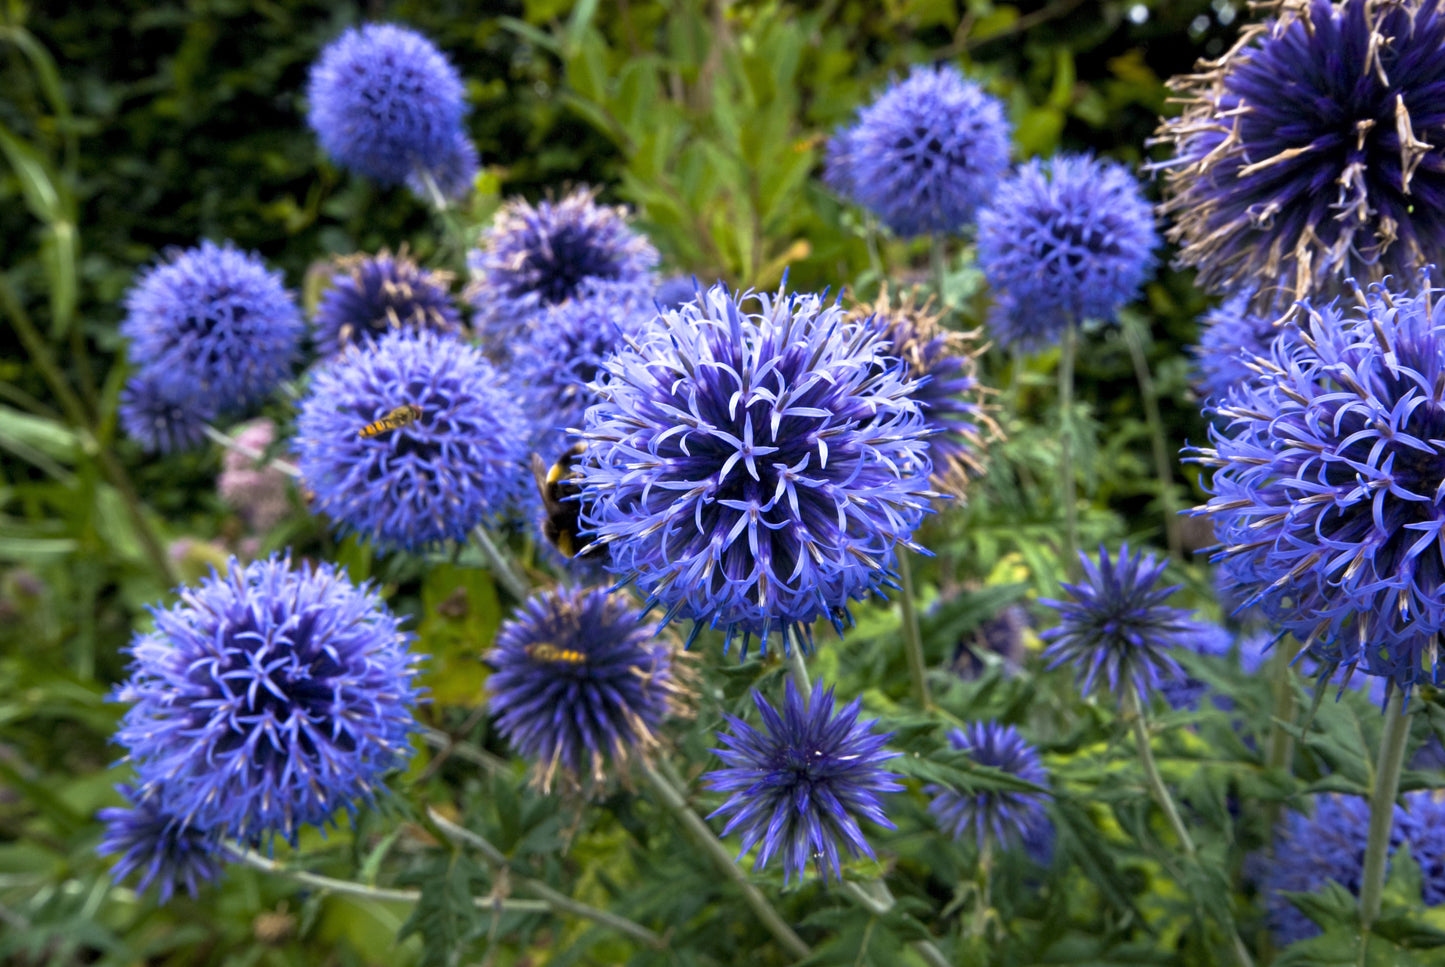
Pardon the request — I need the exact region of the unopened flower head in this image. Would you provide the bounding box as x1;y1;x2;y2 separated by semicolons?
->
97;785;226;904
978;154;1157;351
1041;545;1203;706
704;680;901;884
119;371;215;455
113;555;422;844
307;23;467;187
828;64;1011;237
121;240;303;414
293;330;530;552
1192;278;1445;695
926;721;1052;857
576;282;937;656
465;187;657;346
486;586;689;792
1154;0;1445;308
312;249;461;358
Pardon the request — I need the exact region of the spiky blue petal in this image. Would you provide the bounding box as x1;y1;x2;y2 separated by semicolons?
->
926;721;1052;858
1192;293;1293;402
97;785;226;903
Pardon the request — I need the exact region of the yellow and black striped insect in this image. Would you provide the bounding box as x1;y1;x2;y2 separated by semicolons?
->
358;403;423;439
525;642;588;665
532;444;597;560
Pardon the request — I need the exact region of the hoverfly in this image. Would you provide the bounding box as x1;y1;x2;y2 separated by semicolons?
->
526;642;588;664
358;403;423;439
531;444;597;560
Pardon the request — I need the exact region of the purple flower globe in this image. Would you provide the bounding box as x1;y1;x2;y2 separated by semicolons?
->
119;370;216;455
926;722;1052;857
1192;293;1293;402
306;23;468;187
486;586;689;792
311;249;461;358
113;555;422;844
97;785;226;903
827;64;1011;237
576;282;937;656
1155;0;1445;307
705;680;901;884
1192;278;1445;695
978;153;1158;351
407;128;480;202
293;330;531;552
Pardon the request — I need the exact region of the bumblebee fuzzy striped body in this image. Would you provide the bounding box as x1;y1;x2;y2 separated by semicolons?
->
358;403;423;439
532;444;593;559
525;642;588;664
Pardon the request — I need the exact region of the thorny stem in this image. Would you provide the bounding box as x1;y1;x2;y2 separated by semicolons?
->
839;879;952;967
425;808;667;949
470;524;531;602
640;762;811;958
1120;315;1182;560
226;845;549;914
1058;324;1079;572
203;423;301;478
1360;685;1412;936
897;551;933;709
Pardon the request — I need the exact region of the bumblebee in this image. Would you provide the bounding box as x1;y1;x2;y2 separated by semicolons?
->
358;403;423;439
525;642;588;664
532;444;599;560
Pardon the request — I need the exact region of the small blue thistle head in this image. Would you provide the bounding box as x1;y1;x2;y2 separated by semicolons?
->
1041;545;1203;706
486;586;689;791
293;330;531;552
119;371;215;455
121;240;303;414
856;286;993;495
1192;293;1292;402
704;679;902;884
306;23;467;187
926;722;1052;858
1155;0;1445;308
1192;278;1445;695
96;785;226;904
978;154;1158;351
828;64;1011;237
465;187;658;347
951;601;1029;679
576;282;937;656
1158;623;1235;712
312;249;461;358
113;555;422;845
407;128;480;203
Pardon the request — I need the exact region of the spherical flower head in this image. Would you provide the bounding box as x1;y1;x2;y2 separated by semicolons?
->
926;721;1051;858
113;555;422;844
1158;623;1234;712
293;330;530;552
407;129;480;203
1193;293;1298;402
306;23;467;187
1155;0;1445;308
704;679;902;884
1192;279;1445;694
312;249;461;358
655;274;700;311
119;370;215;455
576;282;937;656
853;285;995;496
1041;545;1203;706
217;419;291;532
486;586;689;792
833;64;1011;237
978;154;1158;351
465;187;658;346
952;601;1029;679
121;240;303;413
97;785;226;904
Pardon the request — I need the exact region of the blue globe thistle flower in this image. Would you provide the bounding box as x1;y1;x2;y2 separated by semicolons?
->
1192;279;1445;695
829;64;1011;237
576;282;937;656
113;555;422;844
1155;0;1445;308
855;285;994;496
119;371;215;455
978;154;1158;351
486;586;690;791
926;722;1052;859
1192;293;1295;402
293;330;530;552
465;187;658;347
407;129;480;203
97;785;226;903
121;240;303;413
655;274;700;311
1158;623;1234;712
1041;545;1204;706
951;601;1029;679
704;679;902;884
306;23;467;187
312;249;461;358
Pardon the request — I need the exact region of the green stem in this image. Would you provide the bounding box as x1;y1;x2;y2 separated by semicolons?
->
1126;689;1196;859
784;631;812;695
896;551;932;709
970;837;992;940
1120;315;1182;561
930;234;949;317
470;525;531;601
203;423;300;478
1263;638;1301;839
640;762;811;958
1058;324;1079;572
1360;685;1412;933
864;219;885;284
226;846;549;914
426;808;667;949
839;879;952;967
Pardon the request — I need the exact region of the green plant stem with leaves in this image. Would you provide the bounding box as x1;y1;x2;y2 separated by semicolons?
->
1360;685;1412;937
1119;314;1182;560
1125;688;1195;859
840;878;953;967
469;524;531;602
1058;324;1079;571
897;551;933;709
